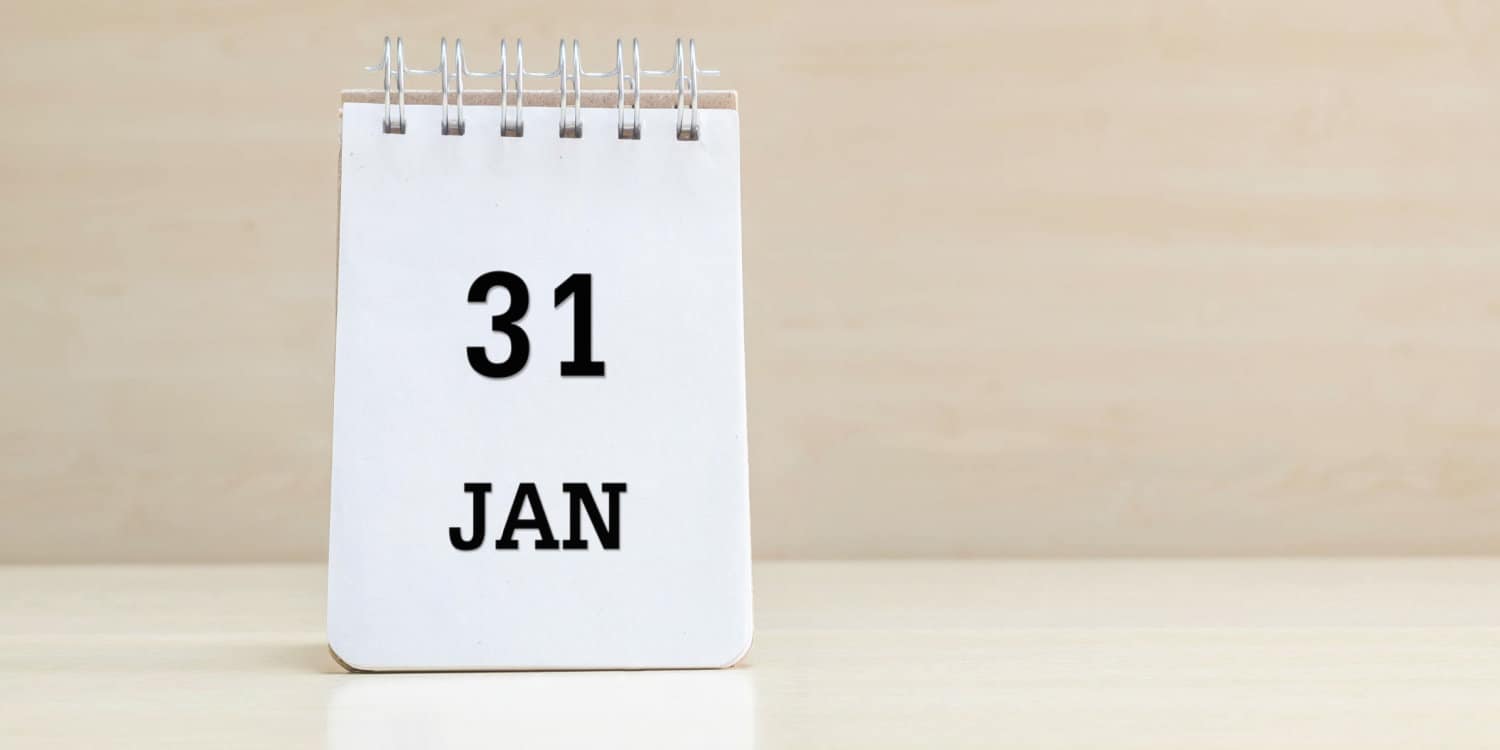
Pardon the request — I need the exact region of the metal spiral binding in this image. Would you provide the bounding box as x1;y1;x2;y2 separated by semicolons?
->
364;37;719;140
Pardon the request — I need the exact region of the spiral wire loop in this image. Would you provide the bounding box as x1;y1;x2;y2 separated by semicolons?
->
363;37;719;139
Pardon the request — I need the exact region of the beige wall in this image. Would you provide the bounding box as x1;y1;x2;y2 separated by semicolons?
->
3;1;1499;562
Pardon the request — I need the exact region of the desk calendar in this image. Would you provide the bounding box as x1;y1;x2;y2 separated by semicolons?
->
327;38;752;671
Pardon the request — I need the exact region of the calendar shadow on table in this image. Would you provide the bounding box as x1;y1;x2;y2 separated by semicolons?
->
262;641;351;674
324;668;756;748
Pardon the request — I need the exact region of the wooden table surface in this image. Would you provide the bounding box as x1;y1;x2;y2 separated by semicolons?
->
3;560;1498;747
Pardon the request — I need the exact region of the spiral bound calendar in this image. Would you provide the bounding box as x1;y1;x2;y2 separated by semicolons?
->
327;38;752;671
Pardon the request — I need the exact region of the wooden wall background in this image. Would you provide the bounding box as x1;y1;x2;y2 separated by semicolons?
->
3;1;1499;561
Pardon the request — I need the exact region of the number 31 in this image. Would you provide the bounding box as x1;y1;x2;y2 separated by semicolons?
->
467;272;605;379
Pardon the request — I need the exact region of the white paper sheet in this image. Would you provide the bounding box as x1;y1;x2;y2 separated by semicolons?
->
328;101;751;670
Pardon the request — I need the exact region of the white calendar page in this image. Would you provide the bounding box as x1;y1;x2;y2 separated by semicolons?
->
328;100;751;671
